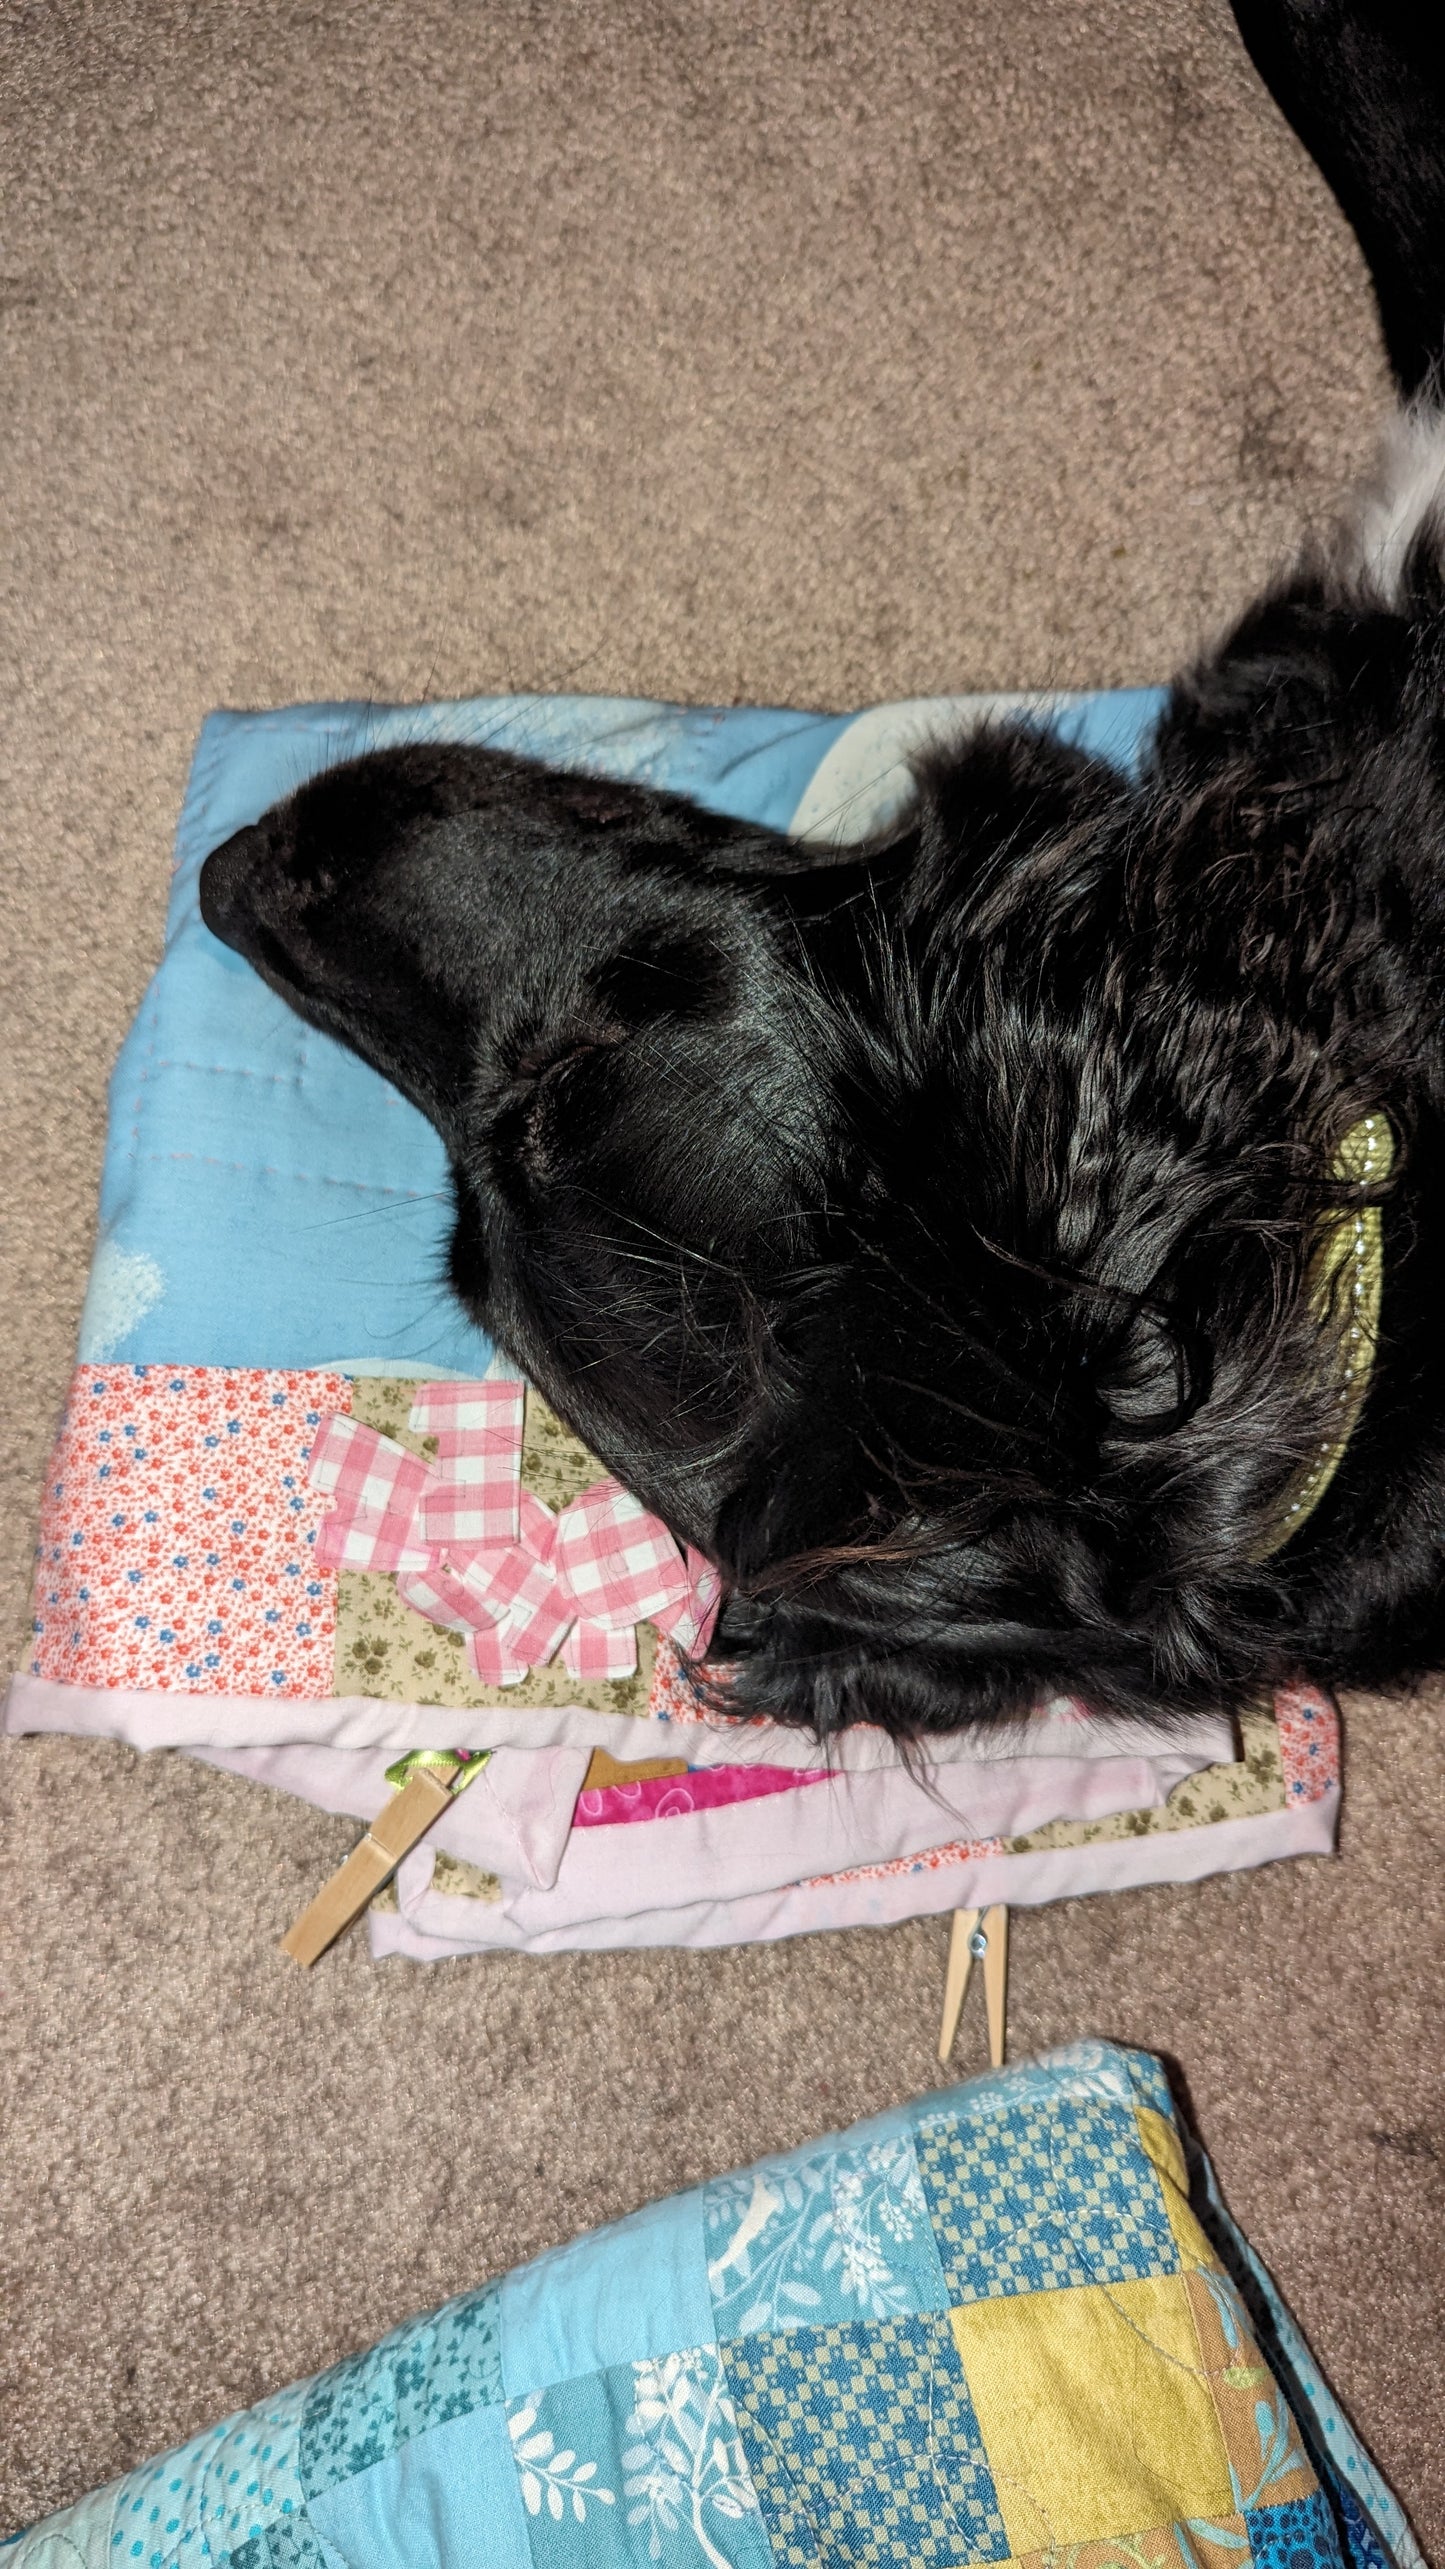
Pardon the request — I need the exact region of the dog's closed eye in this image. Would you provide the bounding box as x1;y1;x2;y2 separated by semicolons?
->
513;1034;613;1084
486;1028;630;1193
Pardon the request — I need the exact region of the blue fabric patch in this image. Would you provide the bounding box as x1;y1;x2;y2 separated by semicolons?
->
307;2405;529;2569
950;2043;1175;2123
500;2190;713;2397
704;2130;946;2337
1246;2491;1347;2569
916;2093;1179;2303
1121;2048;1178;2122
724;2310;1009;2568
1051;685;1167;776
222;2519;331;2569
1334;2483;1401;2569
97;2387;311;2568
299;2287;501;2494
909;2039;1169;2132
86;686;1166;1371
505;2349;773;2566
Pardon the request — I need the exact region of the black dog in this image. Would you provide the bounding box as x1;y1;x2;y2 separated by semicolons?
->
201;2;1445;1743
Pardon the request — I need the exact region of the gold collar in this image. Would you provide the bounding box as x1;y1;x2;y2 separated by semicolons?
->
1256;1112;1392;1557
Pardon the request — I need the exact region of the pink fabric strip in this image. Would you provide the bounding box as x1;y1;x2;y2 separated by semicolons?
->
372;1788;1342;1958
306;1396;718;1675
551;1480;689;1625
5;1669;1235;1772
369;1746;1210;1926
573;1762;830;1827
310;1412;433;1575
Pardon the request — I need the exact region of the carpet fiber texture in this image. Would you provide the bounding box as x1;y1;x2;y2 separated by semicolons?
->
2;0;1441;2547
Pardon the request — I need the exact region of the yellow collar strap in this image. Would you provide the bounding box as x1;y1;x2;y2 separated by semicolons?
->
1257;1111;1392;1558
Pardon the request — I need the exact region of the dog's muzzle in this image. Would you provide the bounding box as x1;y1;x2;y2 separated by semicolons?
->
198;823;272;954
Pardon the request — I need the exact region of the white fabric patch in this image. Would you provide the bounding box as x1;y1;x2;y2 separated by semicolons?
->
788;690;1079;846
77;1235;165;1360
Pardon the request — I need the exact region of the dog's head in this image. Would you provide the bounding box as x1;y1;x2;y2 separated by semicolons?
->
200;685;1421;1738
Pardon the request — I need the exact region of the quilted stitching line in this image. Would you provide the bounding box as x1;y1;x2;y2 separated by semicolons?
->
917;2096;1178;2305
124;985;164;1181
129;708;241;1183
724;2313;1007;2569
138;1153;441;1197
148;1062;307;1084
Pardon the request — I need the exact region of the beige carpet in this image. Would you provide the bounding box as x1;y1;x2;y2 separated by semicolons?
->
2;0;1442;2546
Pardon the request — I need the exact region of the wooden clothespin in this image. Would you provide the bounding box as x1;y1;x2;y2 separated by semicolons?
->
280;1748;490;1967
580;1749;689;1791
938;1905;1008;2069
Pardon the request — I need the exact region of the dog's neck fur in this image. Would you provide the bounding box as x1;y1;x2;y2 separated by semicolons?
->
1150;400;1445;1698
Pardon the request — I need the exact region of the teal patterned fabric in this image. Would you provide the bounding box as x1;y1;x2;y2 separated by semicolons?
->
724;2311;1007;2567
702;2133;948;2335
4;2047;1420;2569
298;2287;503;2492
504;2349;771;2567
915;2094;1179;2302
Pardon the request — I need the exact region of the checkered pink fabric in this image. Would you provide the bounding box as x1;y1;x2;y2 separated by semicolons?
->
308;1413;434;1575
409;1381;523;1548
551;1480;690;1625
656;1548;723;1656
466;1617;531;1687
306;1385;720;1685
395;1563;492;1634
561;1617;639;1681
460;1492;574;1682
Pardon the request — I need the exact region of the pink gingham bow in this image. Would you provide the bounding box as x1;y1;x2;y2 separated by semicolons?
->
306;1380;720;1686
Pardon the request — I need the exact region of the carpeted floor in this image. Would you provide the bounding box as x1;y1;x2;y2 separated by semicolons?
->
2;0;1441;2547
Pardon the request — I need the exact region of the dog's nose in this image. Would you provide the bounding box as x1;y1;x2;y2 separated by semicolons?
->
199;824;269;948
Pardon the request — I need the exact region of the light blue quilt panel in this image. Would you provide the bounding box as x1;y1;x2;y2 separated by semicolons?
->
3;2047;1419;2569
499;2189;714;2398
306;2409;530;2569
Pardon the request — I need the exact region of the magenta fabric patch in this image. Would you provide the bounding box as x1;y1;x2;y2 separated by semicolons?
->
572;1761;832;1828
29;1365;348;1696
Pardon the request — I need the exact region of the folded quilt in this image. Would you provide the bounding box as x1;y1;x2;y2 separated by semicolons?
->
364;1686;1337;1958
4;2043;1417;2569
3;688;1341;1957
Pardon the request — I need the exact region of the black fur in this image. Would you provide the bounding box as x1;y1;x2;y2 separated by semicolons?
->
1226;0;1445;398
200;2;1445;1742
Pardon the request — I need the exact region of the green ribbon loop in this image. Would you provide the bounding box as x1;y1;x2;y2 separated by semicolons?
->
383;1746;492;1796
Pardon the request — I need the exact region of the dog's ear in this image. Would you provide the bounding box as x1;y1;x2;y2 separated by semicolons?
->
703;1388;1073;1740
905;721;1131;910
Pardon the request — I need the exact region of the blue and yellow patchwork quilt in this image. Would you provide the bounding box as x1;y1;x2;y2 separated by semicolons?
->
5;2046;1417;2569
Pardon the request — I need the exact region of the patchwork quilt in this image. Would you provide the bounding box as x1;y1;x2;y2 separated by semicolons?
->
3;2045;1417;2569
3;689;1341;1957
